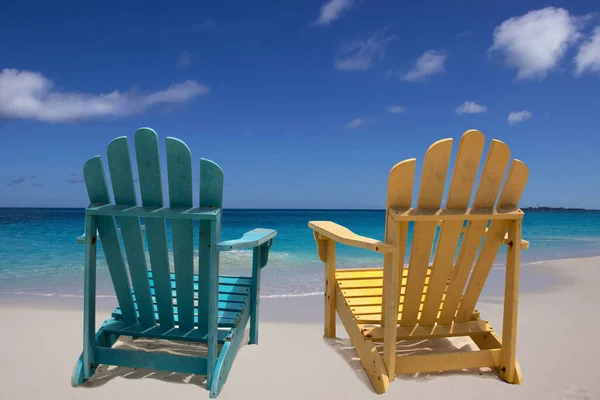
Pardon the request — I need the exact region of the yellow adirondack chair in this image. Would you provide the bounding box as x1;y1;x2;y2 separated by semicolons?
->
309;130;529;393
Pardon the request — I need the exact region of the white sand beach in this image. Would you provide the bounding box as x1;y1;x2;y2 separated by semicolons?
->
1;256;600;400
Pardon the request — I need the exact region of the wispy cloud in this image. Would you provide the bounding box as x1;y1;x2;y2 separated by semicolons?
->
345;118;366;129
6;177;26;186
575;26;600;75
335;31;397;72
456;101;488;114
66;174;85;184
508;110;533;124
490;7;582;79
314;0;355;26
401;50;446;82
0;68;209;123
386;105;406;113
193;18;216;31
32;183;43;187
177;51;192;68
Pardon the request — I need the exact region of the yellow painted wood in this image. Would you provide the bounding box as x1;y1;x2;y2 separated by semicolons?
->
381;158;415;331
336;267;430;280
454;221;508;322
306;130;527;392
382;221;408;380
314;231;328;262
336;269;385;280
437;221;486;324
438;139;511;325
457;224;528;249
379;159;416;382
470;331;503;350
389;207;523;221
364;319;491;341
455;224;529;249
497;160;529;209
471;140;512;209
402;139;453;326
341;287;385;297
500;219;522;384
338;275;432;290
335;287;390;393
420;130;484;325
457;160;529;321
309;221;393;253
345;287;441;307
471;327;522;383
324;239;336;338
395;349;501;375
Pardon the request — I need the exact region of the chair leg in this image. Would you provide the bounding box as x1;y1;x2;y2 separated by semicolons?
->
500;219;523;384
249;246;261;345
336;291;389;393
324;240;336;338
470;330;522;384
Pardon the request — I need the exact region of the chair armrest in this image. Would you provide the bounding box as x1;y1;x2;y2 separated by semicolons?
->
308;221;393;253
217;228;277;251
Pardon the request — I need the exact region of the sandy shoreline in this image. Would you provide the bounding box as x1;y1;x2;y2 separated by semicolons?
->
1;256;599;399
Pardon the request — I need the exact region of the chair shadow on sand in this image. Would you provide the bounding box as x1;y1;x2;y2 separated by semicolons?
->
325;335;501;392
83;330;249;390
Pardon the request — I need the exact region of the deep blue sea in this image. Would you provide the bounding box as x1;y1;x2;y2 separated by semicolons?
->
1;208;600;300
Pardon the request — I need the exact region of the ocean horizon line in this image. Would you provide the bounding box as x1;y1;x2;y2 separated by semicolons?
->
2;206;600;211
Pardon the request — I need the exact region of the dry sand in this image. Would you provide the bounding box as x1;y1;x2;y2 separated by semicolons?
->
1;257;600;399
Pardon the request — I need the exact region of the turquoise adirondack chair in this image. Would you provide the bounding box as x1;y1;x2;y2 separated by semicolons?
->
71;128;276;397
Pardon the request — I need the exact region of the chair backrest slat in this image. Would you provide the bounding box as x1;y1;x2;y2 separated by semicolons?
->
83;156;137;323
107;137;156;328
401;139;453;326
134;128;175;329
419;130;485;325
166;137;195;331
197;159;224;333
383;131;527;328
381;158;415;325
438;139;511;324
455;160;529;321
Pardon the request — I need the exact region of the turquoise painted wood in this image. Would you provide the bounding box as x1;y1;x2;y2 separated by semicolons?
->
166;137;195;332
217;228;277;250
197;158;224;335
107;137;155;328
96;347;208;375
83;157;137;323
72;128;277;398
82;215;97;379
135;128;175;329
85;204;219;219
210;289;252;397
249;245;261;344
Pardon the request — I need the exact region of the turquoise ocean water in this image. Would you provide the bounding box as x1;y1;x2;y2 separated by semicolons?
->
1;208;599;300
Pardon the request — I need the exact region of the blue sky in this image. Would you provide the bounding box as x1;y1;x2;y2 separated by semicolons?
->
1;0;600;208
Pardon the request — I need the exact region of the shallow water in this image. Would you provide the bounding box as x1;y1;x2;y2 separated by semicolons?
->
1;208;599;299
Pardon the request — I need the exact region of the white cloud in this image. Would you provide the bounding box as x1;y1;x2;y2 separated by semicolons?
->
575;26;600;75
335;31;397;72
0;68;209;123
177;51;192;68
401;50;446;82
508;110;532;124
315;0;354;26
490;7;581;79
456;101;488;114
193;18;216;30
345;118;366;129
386;105;405;113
